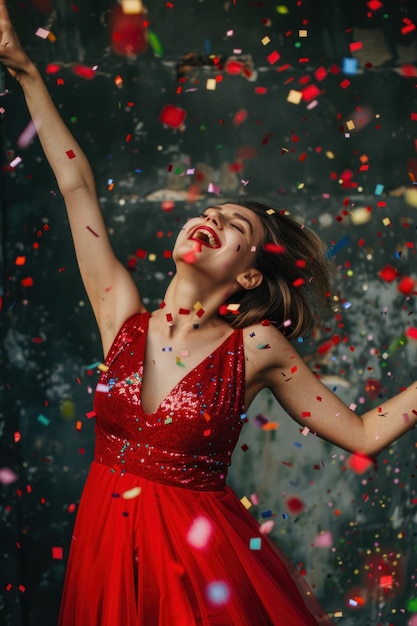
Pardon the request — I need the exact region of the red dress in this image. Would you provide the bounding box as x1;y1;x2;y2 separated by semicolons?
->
58;311;333;626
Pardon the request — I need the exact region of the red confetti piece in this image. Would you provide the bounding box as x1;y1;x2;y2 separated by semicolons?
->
254;87;268;95
52;546;63;560
314;66;327;81
398;276;415;295
233;109;248;126
158;104;187;128
378;264;399;282
292;278;305;287
266;50;280;64
86;225;99;237
286;496;305;515
349;41;363;52
301;411;311;418
302;84;321;102
405;327;417;340
263;243;286;254
367;0;382;10
46;63;61;74
21;277;34;287
411;112;417;121
66;150;76;159
163;250;172;258
402;22;416;36
400;65;417;78
72;65;96;80
225;59;244;75
348;453;374;474
340;79;351;89
182;250;197;264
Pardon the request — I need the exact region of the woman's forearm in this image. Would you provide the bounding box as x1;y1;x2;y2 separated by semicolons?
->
18;63;96;194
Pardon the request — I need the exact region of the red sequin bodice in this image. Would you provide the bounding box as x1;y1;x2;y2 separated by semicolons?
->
93;312;246;490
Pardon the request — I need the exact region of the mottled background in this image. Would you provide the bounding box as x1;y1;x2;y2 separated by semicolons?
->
2;0;417;624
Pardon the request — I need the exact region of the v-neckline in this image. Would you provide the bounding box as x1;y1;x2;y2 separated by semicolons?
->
139;311;237;417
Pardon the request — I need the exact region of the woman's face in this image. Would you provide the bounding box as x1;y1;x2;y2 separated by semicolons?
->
173;203;265;287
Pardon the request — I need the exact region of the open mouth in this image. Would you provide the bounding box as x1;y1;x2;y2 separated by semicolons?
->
188;226;221;249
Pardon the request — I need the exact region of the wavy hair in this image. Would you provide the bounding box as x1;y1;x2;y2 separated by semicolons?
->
220;199;338;339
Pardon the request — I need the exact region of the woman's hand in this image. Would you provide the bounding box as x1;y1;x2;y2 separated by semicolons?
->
0;0;33;81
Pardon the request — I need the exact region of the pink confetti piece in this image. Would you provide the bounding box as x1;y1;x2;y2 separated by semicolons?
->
17;121;37;149
35;27;50;39
187;516;213;549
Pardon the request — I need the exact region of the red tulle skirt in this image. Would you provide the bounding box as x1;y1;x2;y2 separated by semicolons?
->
58;461;332;626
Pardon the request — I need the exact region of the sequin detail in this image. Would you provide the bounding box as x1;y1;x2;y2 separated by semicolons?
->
93;312;246;490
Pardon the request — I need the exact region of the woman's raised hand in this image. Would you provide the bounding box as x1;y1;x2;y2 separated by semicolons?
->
0;0;32;81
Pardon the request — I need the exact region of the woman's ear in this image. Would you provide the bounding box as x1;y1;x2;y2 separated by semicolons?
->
235;269;263;291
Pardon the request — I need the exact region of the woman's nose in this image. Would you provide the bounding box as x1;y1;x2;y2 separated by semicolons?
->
205;212;222;228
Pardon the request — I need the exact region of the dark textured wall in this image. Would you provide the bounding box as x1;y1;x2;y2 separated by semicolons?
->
2;1;417;625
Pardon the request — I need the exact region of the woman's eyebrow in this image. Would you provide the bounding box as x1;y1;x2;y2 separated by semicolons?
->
211;205;253;235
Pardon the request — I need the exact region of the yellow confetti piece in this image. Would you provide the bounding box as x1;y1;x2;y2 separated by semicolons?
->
382;217;391;226
405;188;417;207
276;5;289;14
287;89;302;105
261;36;271;45
206;78;216;91
346;119;355;130
299;29;308;37
122;0;143;13
325;151;335;159
193;301;203;312
122;486;142;500
350;207;372;225
148;253;157;262
97;363;109;372
240;496;252;510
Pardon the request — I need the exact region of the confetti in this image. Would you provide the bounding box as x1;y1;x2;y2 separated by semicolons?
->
187;516;213;549
122;486;141;499
35;27;50;39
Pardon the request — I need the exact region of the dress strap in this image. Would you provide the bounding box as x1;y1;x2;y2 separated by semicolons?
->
104;311;150;367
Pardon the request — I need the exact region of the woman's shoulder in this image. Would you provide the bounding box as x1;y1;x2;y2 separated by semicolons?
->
242;321;297;372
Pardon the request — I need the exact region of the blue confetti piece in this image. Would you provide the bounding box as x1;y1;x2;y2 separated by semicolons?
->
374;183;384;195
282;513;289;520
328;235;350;257
342;57;358;75
249;537;262;550
293;442;302;448
261;510;272;518
37;414;50;426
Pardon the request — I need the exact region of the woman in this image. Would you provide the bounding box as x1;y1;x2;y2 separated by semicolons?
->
1;3;416;624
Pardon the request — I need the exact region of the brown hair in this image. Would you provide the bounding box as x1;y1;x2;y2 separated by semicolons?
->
220;199;338;339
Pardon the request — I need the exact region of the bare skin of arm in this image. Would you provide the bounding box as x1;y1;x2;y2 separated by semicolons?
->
0;0;144;356
244;323;417;457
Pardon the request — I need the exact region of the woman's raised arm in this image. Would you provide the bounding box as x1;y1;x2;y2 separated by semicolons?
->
0;0;145;355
